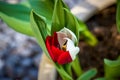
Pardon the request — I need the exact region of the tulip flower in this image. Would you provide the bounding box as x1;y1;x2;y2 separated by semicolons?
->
46;27;80;64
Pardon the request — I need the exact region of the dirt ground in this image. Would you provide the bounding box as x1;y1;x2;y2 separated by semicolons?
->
79;4;120;78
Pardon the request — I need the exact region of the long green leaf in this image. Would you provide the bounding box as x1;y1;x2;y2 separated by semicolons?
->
0;1;30;21
64;8;79;39
51;0;66;35
0;0;55;36
29;0;55;34
104;58;120;80
29;0;54;22
117;0;120;32
77;68;97;80
0;1;34;36
30;11;49;58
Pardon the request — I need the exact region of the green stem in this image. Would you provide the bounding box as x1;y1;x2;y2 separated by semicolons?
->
72;56;83;77
55;63;73;80
64;63;72;76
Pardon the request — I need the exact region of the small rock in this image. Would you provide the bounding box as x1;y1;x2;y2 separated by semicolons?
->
28;68;38;80
0;68;5;77
0;59;4;69
22;77;31;80
5;54;21;66
14;66;25;78
4;62;14;78
33;54;42;67
0;78;12;80
20;58;33;68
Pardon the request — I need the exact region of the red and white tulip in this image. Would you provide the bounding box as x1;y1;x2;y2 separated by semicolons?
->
46;28;80;64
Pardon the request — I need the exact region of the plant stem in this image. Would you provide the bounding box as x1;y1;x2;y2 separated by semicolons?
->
64;63;72;76
72;56;83;77
55;63;73;80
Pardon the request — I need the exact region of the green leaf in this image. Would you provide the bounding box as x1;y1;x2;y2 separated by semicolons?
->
77;68;97;80
51;0;66;35
116;0;120;32
63;63;72;76
0;1;34;36
64;9;79;39
29;0;55;34
80;30;98;46
0;0;55;36
29;0;54;21
50;0;98;47
72;57;83;77
0;1;30;21
30;11;49;58
104;58;120;80
0;12;33;36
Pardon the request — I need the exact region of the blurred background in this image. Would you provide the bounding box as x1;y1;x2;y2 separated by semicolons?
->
0;0;118;80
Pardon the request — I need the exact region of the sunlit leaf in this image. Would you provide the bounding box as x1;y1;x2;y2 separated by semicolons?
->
80;30;98;46
77;68;97;80
104;58;120;80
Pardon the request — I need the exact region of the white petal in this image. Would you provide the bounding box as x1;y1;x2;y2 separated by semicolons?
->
57;32;67;49
65;38;80;60
59;27;77;43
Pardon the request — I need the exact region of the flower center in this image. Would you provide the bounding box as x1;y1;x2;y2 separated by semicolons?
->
62;40;67;51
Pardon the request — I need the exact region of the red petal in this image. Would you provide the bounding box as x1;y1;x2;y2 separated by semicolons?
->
52;32;60;48
57;51;72;64
46;36;56;61
51;46;64;62
46;32;72;64
46;33;61;62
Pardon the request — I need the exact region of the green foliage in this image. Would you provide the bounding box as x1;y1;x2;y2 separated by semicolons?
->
104;58;120;80
30;11;49;58
80;30;98;46
29;0;55;34
51;0;66;35
117;0;120;32
0;0;54;36
77;68;97;80
0;1;33;36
